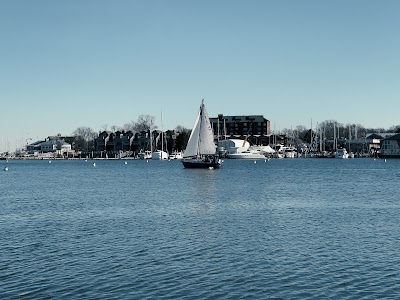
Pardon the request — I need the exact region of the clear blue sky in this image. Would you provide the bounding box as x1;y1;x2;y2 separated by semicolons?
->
1;0;399;151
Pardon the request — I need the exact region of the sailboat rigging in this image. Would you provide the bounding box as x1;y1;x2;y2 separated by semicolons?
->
182;100;222;169
152;110;169;160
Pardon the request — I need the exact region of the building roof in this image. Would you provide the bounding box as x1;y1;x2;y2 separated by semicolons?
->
366;132;397;139
366;133;384;139
210;115;268;122
385;133;400;141
41;140;58;146
36;140;70;147
29;140;45;146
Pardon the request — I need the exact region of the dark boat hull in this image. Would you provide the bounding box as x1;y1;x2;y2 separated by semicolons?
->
182;158;221;169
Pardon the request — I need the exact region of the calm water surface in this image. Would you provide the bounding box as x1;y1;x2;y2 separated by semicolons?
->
1;158;400;299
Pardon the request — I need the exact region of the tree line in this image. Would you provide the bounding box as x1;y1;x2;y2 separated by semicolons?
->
70;115;400;152
71;114;191;152
280;121;400;144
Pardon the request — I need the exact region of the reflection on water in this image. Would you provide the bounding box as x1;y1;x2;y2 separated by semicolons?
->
184;168;219;215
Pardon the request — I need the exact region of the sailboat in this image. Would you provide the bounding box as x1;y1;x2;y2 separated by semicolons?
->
138;124;153;159
152;111;169;160
182;100;222;169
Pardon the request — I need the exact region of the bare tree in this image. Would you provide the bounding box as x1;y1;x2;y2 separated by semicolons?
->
123;121;136;132
72;126;97;151
388;125;400;133
316;120;341;139
133;115;157;131
175;125;190;133
110;125;119;132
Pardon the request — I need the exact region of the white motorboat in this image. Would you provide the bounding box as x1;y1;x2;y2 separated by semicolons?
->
137;150;152;160
227;149;266;159
151;150;169;160
169;151;183;159
282;146;297;158
335;148;349;159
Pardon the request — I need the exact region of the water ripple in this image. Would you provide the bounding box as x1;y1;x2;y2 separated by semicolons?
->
1;159;400;299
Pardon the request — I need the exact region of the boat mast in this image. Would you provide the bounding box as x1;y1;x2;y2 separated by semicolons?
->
197;100;204;158
224;118;227;139
348;124;351;152
217;117;220;143
333;123;336;152
320;126;323;152
310;118;313;153
149;119;153;154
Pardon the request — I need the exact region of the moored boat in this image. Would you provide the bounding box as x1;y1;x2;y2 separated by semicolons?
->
335;148;349;159
137;150;152;160
227;149;266;159
182;100;222;169
151;150;169;160
169;151;183;159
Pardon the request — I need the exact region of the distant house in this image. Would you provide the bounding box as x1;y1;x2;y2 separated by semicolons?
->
106;131;135;152
349;133;396;155
94;131;110;152
323;133;395;155
94;131;136;153
27;140;45;154
379;133;400;158
40;140;61;152
26;138;72;156
131;130;151;152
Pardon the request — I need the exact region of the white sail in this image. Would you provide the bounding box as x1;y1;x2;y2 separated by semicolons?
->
183;107;201;158
183;101;216;158
198;103;217;155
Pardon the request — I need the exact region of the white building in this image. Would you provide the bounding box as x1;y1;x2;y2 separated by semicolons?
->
27;139;72;156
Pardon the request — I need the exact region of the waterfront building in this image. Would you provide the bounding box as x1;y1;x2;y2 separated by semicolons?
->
93;129;183;157
130;130;152;153
321;133;396;156
40;140;71;153
26;140;45;154
94;131;110;152
94;131;134;152
105;131;135;152
26;138;72;157
209;114;271;145
378;133;400;158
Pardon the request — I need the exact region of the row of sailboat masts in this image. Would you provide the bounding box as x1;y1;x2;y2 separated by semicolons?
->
214;118;227;141
333;123;356;151
148;131;168;152
314;123;357;152
148;111;166;153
